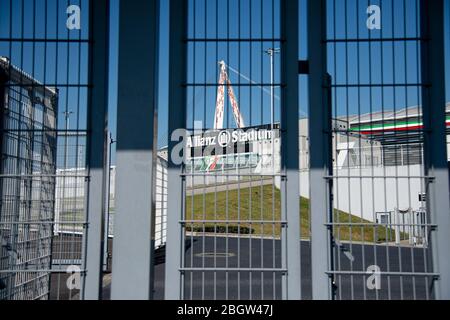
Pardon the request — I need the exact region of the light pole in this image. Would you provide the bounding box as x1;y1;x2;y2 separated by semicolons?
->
62;110;74;168
59;110;73;237
265;48;280;173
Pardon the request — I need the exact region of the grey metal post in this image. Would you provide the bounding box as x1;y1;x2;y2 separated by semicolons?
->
420;0;450;300
308;0;333;300
165;0;188;300
111;0;159;300
281;0;301;300
81;0;110;300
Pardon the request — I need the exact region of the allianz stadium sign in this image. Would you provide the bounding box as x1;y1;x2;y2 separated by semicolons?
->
187;125;280;153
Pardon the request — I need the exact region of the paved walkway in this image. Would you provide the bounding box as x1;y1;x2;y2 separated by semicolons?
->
101;237;431;300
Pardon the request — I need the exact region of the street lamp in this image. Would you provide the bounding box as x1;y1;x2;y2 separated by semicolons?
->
62;110;74;168
265;48;280;173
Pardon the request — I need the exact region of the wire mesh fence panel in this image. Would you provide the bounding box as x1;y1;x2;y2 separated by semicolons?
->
169;0;300;300
0;60;58;299
324;0;437;300
0;0;95;300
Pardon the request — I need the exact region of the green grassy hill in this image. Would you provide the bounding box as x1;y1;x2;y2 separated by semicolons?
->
186;184;400;243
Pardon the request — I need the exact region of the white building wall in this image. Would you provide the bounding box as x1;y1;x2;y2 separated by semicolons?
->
299;165;425;222
447;135;450;161
54;157;168;248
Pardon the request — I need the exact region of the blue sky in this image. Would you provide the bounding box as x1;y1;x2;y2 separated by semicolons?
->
0;0;449;159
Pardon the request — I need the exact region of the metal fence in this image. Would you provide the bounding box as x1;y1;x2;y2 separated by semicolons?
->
1;0;450;301
163;0;302;300
0;0;110;300
0;56;58;300
320;0;448;300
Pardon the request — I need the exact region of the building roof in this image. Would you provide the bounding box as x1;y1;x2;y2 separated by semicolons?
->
347;103;450;126
0;56;58;97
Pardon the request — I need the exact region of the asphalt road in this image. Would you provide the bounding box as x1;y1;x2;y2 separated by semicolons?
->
99;236;432;300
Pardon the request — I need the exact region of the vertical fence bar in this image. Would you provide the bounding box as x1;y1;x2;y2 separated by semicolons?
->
111;0;159;300
81;0;110;300
165;0;188;300
280;0;301;300
308;0;332;300
421;0;450;300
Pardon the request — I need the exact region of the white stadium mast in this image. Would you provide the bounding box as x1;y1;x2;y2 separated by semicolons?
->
214;60;246;130
207;60;279;173
207;61;245;171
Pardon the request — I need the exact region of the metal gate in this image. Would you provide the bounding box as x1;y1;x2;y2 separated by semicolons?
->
165;0;301;300
1;0;450;301
308;0;450;300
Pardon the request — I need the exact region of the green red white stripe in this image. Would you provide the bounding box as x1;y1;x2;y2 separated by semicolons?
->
351;116;450;134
